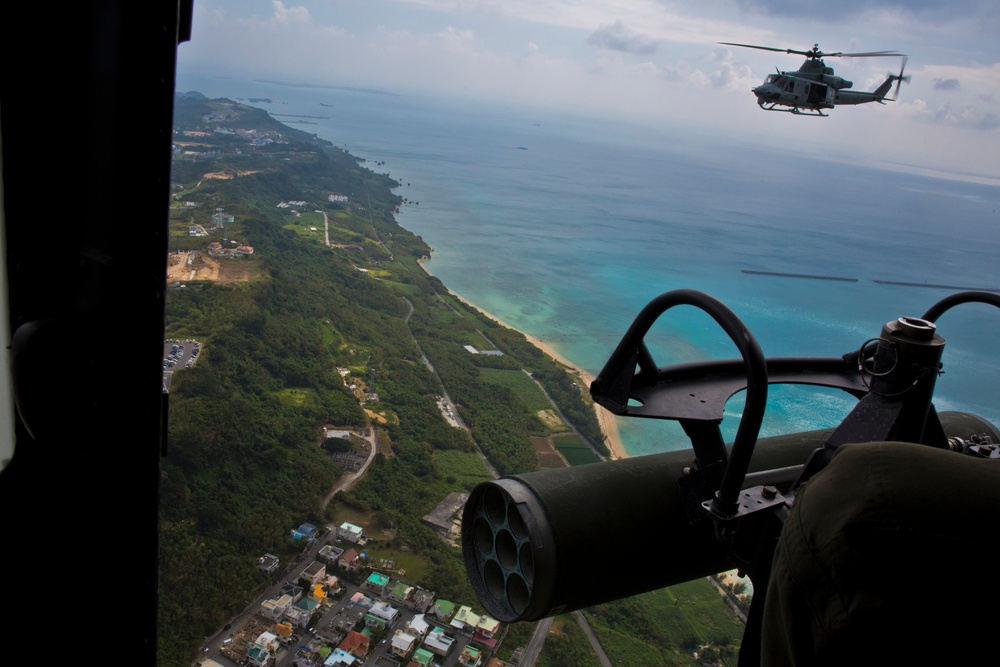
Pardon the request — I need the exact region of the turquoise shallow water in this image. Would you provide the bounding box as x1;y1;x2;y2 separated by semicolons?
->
177;75;1000;456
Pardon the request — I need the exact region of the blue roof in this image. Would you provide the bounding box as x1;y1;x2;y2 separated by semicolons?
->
291;523;318;539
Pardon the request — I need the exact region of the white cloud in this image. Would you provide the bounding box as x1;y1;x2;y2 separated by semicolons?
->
588;20;660;55
437;25;477;52
903;98;1000;131
271;0;311;24
708;47;755;90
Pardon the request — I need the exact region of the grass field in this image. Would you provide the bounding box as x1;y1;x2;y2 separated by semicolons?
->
360;543;427;583
433;449;493;489
479;368;553;411
329;506;429;581
583;577;744;666
553;434;601;465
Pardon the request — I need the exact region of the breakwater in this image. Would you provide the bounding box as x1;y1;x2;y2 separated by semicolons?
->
873;280;1000;293
741;270;858;282
742;270;999;293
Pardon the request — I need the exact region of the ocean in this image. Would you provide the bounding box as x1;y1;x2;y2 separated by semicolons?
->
177;74;1000;457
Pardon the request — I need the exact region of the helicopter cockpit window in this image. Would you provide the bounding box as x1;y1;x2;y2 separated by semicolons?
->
784;79;795;92
766;74;778;84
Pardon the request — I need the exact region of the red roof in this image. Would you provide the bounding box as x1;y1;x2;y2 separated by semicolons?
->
339;630;370;656
472;633;497;649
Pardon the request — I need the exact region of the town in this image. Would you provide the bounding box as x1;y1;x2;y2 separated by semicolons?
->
201;520;507;667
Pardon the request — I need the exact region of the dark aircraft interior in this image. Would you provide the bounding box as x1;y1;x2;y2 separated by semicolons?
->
0;3;191;658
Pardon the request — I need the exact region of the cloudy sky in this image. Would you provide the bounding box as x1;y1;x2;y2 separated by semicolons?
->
177;0;1000;180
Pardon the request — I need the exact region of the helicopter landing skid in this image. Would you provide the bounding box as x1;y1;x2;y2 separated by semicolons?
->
758;101;828;117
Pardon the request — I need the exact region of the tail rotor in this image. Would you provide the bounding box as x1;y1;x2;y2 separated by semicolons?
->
888;56;910;100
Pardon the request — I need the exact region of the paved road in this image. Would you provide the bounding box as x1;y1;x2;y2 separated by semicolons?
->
575;611;613;667
322;427;379;508
401;296;499;480
519;617;553;667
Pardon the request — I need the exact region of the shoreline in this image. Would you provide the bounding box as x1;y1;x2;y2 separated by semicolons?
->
419;259;627;460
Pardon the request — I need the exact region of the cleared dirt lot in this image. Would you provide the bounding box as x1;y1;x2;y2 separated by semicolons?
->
167;251;261;284
531;435;569;469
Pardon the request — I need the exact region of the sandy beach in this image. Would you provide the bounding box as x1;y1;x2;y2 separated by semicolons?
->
420;262;628;460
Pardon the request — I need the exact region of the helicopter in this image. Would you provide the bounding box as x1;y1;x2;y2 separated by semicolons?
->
720;42;910;116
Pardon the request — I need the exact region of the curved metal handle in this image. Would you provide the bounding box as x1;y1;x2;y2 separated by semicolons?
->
590;289;768;517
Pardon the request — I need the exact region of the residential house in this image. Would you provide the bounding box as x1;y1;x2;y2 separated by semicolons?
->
472;613;502;649
390;630;418;660
246;641;272;667
257;553;280;573
458;645;483;667
430;599;456;622
410;587;435;613
337;522;364;543
365;613;388;631
307;583;327;606
408;647;436;666
406;613;431;640
365;601;399;629
387;580;414;606
325;648;360;666
273;622;294;643
339;548;361;571
364;571;390;595
255;632;280;653
316;645;334;663
450;606;477;633
319;544;345;565
260;594;293;621
474;615;500;638
338;631;371;659
423;627;455;657
300;561;326;587
331;605;365;633
286;597;319;628
281;582;304;603
284;604;310;628
291;523;318;540
349;592;374;609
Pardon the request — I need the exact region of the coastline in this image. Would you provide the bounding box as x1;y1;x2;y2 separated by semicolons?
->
419;259;627;460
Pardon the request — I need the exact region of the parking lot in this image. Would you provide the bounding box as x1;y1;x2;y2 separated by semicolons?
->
162;338;201;391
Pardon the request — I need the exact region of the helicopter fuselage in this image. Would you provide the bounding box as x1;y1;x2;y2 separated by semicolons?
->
752;73;836;115
751;58;897;116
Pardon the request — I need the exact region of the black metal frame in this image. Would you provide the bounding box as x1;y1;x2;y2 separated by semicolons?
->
590;288;1000;666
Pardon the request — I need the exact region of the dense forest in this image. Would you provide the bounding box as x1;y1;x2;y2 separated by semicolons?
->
159;94;609;666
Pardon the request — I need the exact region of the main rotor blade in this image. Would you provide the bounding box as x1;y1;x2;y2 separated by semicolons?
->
719;42;905;59
718;42;812;57
837;50;906;58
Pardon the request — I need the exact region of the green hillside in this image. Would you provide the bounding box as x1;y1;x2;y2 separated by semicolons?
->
160;94;608;666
